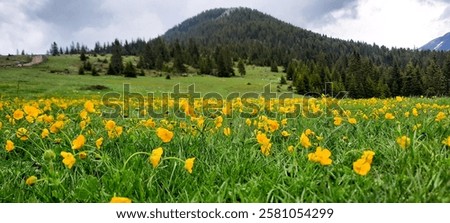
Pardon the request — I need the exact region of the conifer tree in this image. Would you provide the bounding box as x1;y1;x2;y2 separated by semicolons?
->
238;59;246;76
108;39;124;75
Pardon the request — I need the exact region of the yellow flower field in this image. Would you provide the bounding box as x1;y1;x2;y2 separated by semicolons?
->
0;96;449;202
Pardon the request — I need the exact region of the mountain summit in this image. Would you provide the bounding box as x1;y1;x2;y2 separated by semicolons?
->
162;7;369;66
420;32;450;51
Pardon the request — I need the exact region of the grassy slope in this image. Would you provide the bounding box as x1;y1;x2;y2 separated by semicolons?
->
0;55;288;99
0;55;31;67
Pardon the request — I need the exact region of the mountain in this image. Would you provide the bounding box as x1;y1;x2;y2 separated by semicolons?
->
420;32;450;51
162;7;384;66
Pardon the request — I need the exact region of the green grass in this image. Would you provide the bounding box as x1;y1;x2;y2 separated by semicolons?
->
0;55;288;99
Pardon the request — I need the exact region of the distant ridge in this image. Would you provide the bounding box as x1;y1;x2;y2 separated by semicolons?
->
420;32;450;51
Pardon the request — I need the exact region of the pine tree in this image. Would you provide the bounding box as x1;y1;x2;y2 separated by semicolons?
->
280;75;287;85
84;61;92;71
78;66;85;75
91;67;99;76
402;62;422;96
443;55;450;95
108;39;124;75
50;42;59;56
270;61;278;72
123;61;137;78
187;38;200;68
173;40;186;73
214;46;234;77
286;61;297;81
424;57;445;96
238;59;246;76
199;56;214;75
389;63;402;96
80;49;87;61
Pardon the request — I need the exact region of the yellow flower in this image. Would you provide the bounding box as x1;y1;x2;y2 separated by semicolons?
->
143;118;155;128
215;116;223;128
16;128;29;141
60;151;76;169
79;110;88;120
413;124;422;131
156;127;174;143
13;109;24;120
5;140;14;152
105;120;116;131
79;152;87;160
256;132;272;155
223;127;231;136
25;176;38;186
110;196;132;203
50;121;64;133
361;150;375;165
348;118;357;124
96;137;104;149
57;114;66;121
353;159;371;176
25;115;34;123
80;120;87;130
287;145;294;153
385;113;395;120
149;147;163;168
435;112;446;122
0;121;2;129
256;132;270;145
307;147;332;166
281;118;288;126
222;103;232;116
260;142;272;156
333;117;342;126
41;128;50;139
115;126;123;136
84;100;95;113
412;108;419;117
442;136;450;147
24;105;40;118
281;130;290;137
300;133;312;149
396;135;411;149
304;129;315;136
72;135;86;150
245;118;252;126
404;112;410;118
267;120;279;132
184;157;195;174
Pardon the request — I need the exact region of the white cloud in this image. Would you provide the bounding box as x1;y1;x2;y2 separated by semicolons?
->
311;0;450;48
0;1;54;54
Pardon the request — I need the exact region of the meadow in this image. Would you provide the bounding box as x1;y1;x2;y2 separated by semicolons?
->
0;55;449;202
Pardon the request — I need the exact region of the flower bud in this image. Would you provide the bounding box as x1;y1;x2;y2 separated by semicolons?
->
43;150;56;161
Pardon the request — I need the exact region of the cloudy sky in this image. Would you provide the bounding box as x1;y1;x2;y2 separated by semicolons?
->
1;0;450;54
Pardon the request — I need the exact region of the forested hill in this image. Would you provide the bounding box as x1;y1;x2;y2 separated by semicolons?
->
163;7;378;66
159;7;449;98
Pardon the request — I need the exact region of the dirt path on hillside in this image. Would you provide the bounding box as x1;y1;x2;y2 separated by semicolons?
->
22;55;44;67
